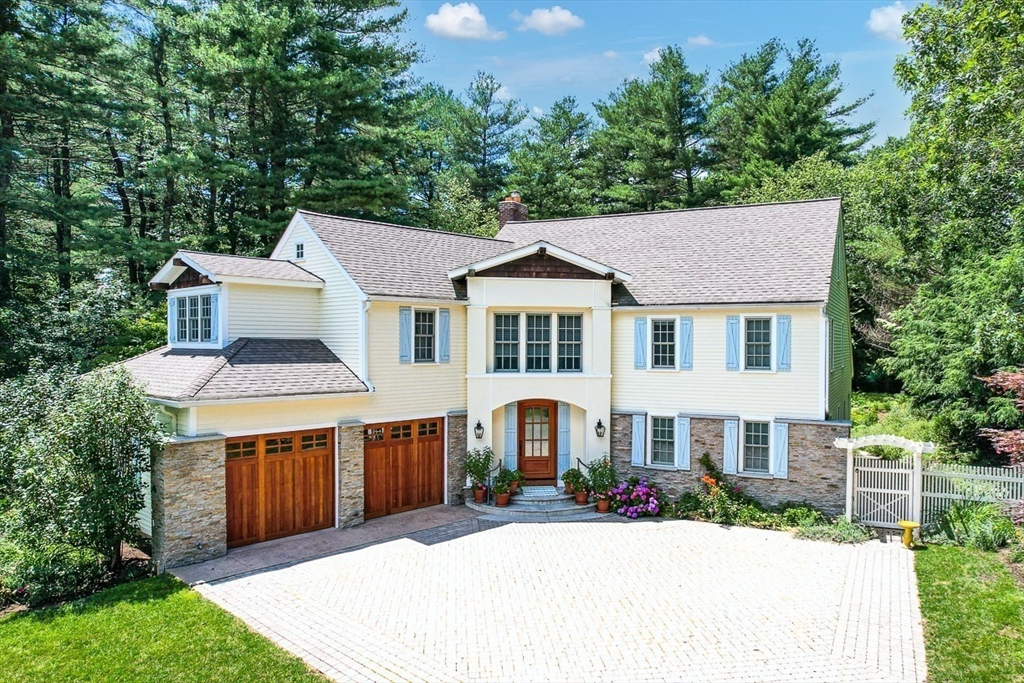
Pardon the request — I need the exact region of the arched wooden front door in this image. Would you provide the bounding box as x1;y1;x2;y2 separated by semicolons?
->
518;400;557;480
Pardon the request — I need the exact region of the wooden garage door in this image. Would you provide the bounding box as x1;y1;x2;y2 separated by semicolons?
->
226;428;335;548
363;418;444;520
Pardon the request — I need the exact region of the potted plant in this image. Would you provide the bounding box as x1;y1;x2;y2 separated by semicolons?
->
585;457;618;513
465;447;493;503
562;468;589;504
561;467;584;495
493;480;512;507
509;469;526;494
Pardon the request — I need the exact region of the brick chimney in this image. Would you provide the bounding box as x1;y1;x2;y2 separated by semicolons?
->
498;192;529;228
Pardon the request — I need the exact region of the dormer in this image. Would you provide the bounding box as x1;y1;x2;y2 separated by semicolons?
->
149;250;324;349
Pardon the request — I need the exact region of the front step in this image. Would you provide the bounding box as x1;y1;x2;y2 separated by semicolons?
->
466;494;601;519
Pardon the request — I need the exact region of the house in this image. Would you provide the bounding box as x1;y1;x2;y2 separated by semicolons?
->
122;196;852;570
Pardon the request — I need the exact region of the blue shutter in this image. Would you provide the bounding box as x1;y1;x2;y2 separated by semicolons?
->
726;316;741;371
777;315;791;371
504;403;518;470
723;419;738;474
209;292;219;344
676;415;691;470
167;298;177;343
679;316;693;370
399;307;412;364
773;422;789;479
634;317;647;369
557;402;570;479
438;308;451;363
631;414;645;466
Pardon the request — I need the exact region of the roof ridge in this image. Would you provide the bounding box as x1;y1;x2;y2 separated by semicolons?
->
297;209;515;244
179;249;295;263
500;197;842;227
183;338;249;399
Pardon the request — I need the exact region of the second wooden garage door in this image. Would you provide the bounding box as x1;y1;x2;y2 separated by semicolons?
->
363;418;444;519
225;428;335;548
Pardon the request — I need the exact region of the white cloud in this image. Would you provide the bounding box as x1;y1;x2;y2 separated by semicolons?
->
531;106;545;117
517;6;585;35
686;34;715;47
495;85;514;100
643;47;662;64
425;3;506;41
866;2;908;42
602;50;618;59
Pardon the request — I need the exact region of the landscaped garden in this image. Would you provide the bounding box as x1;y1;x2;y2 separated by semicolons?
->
0;575;325;683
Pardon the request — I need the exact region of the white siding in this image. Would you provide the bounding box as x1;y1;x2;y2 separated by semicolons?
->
137;471;152;536
273;218;363;369
611;307;823;419
226;283;319;340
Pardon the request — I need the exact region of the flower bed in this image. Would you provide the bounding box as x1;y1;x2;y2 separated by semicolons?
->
609;477;663;518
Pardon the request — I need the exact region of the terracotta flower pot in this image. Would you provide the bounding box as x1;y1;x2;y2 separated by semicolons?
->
473;486;487;503
574;491;589;505
509;481;519;495
596;498;611;513
495;492;511;507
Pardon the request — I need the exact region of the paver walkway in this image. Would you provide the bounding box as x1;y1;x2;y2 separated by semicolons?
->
194;519;927;682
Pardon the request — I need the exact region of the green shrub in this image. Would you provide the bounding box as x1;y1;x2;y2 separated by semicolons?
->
935;500;1015;551
464;447;494;486
1007;543;1024;565
0;541;109;607
794;517;874;544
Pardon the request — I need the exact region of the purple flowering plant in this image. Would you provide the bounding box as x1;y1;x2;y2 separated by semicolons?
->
609;476;664;518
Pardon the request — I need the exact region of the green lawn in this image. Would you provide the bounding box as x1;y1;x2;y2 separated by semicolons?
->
916;545;1024;683
0;575;325;683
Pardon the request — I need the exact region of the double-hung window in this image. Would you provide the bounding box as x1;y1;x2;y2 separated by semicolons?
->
745;318;771;370
526;314;551;371
557;314;582;372
650;416;675;466
651;319;676;369
414;310;435;363
176;294;213;343
743;421;770;473
494;314;520;372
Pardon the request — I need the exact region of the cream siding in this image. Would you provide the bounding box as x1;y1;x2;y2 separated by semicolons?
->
272;217;363;369
610;306;823;419
193;301;467;434
226;283;319;340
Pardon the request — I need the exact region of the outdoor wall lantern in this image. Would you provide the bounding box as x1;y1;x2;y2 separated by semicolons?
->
595;419;606;438
474;420;485;439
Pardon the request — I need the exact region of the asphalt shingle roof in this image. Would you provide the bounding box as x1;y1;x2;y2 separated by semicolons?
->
119;338;367;402
495;198;842;306
298;211;512;300
181;250;323;284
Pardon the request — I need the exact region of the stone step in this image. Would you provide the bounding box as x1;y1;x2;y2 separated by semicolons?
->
466;498;598;518
509;492;574;506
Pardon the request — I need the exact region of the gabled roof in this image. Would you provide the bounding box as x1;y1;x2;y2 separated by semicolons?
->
118;338;367;404
295;210;512;300
496;198;842;306
150;250;323;289
447;241;632;282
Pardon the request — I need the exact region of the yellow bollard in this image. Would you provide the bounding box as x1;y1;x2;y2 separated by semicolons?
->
898;520;921;548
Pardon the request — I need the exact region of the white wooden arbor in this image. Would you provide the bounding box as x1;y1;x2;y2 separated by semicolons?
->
834;435;936;524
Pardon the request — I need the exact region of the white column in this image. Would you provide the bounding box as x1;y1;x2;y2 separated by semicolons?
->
845;445;855;522
911;448;924;524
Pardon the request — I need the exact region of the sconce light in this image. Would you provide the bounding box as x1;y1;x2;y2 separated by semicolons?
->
595;419;606;438
474;420;485;439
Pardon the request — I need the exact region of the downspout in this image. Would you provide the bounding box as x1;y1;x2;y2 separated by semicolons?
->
361;300;375;392
156;404;178;435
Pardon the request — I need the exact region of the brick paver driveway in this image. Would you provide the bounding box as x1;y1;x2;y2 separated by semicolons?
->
194;519;926;682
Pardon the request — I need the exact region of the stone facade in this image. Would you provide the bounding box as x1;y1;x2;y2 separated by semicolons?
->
446;411;468;505
611;413;850;516
337;421;365;527
151;434;227;572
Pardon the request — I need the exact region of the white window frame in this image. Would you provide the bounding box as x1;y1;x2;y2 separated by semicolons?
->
646;413;676;468
493;312;521;373
738;417;774;477
740;314;775;373
168;284;224;349
556;313;583;373
648;316;678;371
294;242;305;260
412;307;438;365
525;313;553;373
491;311;587;374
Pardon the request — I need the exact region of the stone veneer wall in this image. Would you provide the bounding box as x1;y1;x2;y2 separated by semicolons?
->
610;413;850;516
151;435;227;572
447;411;468;505
337;421;365;527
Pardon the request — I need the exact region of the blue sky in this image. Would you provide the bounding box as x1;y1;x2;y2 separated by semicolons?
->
402;1;916;143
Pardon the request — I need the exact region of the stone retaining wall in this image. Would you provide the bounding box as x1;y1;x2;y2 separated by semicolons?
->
611;413;850;516
447;412;468;505
151;435;227;572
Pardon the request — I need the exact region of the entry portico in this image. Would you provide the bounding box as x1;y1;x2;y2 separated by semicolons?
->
453;243;625;483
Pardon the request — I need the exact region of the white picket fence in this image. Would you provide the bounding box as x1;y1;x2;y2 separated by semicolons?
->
837;435;1024;528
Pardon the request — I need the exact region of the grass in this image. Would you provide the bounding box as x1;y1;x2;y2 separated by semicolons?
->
0;575;325;683
915;545;1024;683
